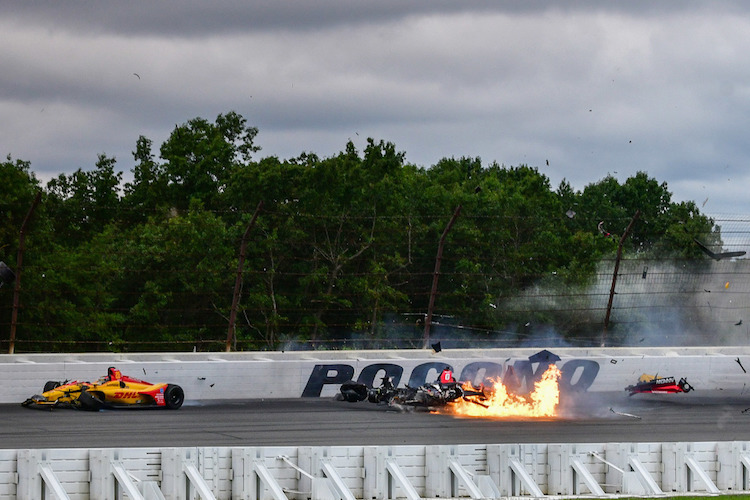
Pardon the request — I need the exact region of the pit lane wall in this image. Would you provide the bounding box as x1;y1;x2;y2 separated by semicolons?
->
1;346;750;404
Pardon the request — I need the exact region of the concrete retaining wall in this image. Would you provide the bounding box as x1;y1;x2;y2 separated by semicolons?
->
2;346;750;404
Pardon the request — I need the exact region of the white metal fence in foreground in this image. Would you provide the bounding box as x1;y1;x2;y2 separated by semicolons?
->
4;442;750;499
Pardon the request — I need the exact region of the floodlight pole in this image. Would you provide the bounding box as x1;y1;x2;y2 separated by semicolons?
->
423;205;462;349
602;209;640;346
9;191;42;354
226;201;263;352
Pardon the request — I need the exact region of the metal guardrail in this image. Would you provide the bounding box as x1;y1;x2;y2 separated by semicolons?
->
4;441;750;499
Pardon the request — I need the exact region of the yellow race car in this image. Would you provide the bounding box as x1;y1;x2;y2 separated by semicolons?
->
21;367;184;411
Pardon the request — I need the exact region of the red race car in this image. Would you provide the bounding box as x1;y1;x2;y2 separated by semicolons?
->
626;374;694;395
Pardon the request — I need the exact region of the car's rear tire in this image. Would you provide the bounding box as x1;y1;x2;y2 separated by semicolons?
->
43;381;60;392
77;390;104;411
164;384;184;409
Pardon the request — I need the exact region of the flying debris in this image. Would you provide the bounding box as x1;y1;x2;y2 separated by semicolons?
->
528;349;561;364
597;221;615;239
133;73;141;80
736;320;744;326
736;358;747;374
610;407;641;419
694;239;746;260
431;342;442;353
565;209;576;219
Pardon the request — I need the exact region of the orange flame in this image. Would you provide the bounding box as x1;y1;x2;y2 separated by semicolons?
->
447;364;562;418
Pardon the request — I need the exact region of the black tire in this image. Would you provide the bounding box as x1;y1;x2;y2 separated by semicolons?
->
679;378;694;393
43;381;61;393
367;389;381;404
340;381;368;402
77;390;104;411
164;384;184;409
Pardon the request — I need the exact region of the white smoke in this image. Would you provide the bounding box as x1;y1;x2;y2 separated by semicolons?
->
501;257;750;346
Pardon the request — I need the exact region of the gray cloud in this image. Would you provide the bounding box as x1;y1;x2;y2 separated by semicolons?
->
3;1;750;223
2;1;743;36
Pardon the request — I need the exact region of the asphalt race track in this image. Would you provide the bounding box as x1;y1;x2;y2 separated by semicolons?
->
3;393;750;449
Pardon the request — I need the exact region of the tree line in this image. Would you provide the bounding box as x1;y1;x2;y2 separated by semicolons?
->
0;111;722;352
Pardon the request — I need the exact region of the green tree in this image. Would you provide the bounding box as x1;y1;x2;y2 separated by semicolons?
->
295;141;390;341
225;155;307;348
159;111;259;211
18;230;125;351
0;156;41;251
577;171;714;258
416;160;571;342
123;136;169;221
3;110;734;352
0;156;41;349
45;154;122;243
116;204;235;350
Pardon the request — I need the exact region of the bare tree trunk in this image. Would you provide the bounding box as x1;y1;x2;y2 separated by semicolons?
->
9;192;41;354
226;201;263;352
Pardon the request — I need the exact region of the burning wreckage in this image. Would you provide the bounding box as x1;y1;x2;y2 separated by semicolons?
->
339;375;488;410
338;350;564;417
336;348;701;418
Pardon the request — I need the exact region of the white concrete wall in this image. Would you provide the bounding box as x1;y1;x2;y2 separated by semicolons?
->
2;346;750;403
5;441;750;499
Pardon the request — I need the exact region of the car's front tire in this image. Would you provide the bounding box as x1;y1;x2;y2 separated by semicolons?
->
77;390;104;411
164;384;184;409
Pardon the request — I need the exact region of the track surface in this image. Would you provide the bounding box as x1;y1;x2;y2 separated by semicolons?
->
3;393;750;449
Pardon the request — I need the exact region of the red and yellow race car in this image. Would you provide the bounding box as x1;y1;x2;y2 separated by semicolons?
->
22;367;184;411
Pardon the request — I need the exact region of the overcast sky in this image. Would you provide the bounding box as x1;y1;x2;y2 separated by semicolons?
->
4;1;750;223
